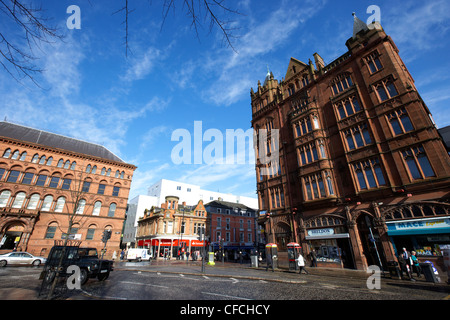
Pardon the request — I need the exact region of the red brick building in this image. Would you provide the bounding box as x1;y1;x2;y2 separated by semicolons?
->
204;199;259;261
0;121;136;259
251;15;450;272
136;196;207;259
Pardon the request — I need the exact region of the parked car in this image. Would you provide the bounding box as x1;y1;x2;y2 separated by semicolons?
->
0;252;47;267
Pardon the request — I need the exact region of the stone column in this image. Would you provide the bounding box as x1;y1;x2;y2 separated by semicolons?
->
345;206;368;270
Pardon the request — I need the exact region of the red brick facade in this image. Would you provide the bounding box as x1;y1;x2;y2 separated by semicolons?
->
136;197;208;259
0;123;136;259
251;20;450;271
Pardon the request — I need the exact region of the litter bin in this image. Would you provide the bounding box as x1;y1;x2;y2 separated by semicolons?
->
387;260;401;279
420;262;439;283
265;243;278;272
207;252;215;266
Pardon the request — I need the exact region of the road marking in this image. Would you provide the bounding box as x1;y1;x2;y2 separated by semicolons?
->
230;278;239;284
80;289;128;300
119;281;169;289
202;292;253;300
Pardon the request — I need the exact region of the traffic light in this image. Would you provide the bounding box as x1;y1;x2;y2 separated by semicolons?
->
102;230;112;243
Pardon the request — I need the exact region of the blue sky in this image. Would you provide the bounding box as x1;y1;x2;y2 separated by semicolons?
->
1;0;450;201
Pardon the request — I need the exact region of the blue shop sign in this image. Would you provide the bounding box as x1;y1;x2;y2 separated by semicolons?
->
387;217;450;236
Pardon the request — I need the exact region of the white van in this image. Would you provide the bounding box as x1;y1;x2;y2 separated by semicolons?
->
126;248;152;262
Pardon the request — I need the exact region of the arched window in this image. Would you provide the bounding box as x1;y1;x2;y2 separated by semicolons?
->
39;155;46;165
106;168;111;177
12;192;26;208
57;159;64;168
76;199;86;214
31;154;39;163
27;194;40;210
19;152;27;161
41;195;54;212
0;190;12;207
115;170;120;178
6;170;20;183
120;171;125;179
70;161;76;170
54;196;66;213
45;222;58;239
46;157;53;166
91;165;97;174
92;201;102;216
101;167;106;175
86;164;91;173
107;203;116;217
86;224;96;240
64;160;70;169
2;148;11;158
11;150;20;160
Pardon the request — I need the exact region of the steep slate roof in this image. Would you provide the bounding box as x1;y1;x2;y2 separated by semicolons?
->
0;121;124;163
205;200;256;212
352;12;369;39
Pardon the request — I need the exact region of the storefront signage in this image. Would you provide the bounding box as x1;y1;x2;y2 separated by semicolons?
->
387;218;450;236
307;228;334;238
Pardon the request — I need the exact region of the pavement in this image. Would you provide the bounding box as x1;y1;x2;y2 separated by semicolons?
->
2;259;449;300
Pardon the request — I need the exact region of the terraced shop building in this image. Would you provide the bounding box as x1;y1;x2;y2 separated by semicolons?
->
251;15;450;272
0;121;136;259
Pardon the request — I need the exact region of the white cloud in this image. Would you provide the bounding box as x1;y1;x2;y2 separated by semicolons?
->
42;33;85;98
383;1;450;58
189;0;328;106
129;163;171;198
122;46;163;82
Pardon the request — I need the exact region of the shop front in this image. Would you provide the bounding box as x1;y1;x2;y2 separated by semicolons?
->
386;217;450;273
137;238;206;260
305;227;355;269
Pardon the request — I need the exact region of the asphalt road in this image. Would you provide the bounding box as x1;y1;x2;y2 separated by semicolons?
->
1;261;449;302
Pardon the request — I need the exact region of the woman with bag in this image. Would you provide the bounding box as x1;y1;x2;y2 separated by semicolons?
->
411;251;422;278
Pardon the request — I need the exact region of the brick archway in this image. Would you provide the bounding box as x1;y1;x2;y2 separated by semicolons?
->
0;215;37;252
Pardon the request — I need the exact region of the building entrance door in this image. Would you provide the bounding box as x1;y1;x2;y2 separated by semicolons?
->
357;214;386;269
0;225;23;250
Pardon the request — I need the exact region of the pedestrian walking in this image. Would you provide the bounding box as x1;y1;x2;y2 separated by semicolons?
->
309;250;317;267
296;254;309;274
411;251;422;278
398;248;415;281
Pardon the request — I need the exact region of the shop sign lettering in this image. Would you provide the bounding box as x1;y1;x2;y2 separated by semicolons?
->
394;218;449;230
307;228;334;237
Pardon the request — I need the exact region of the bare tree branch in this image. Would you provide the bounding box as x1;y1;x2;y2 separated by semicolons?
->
118;0;242;57
162;0;242;52
0;0;63;85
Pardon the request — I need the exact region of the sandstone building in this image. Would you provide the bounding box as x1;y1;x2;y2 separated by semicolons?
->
251;15;450;271
0;121;136;259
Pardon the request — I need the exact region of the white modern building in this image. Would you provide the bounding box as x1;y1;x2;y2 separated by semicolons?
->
122;195;159;247
147;179;258;209
122;179;258;248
